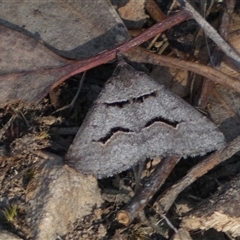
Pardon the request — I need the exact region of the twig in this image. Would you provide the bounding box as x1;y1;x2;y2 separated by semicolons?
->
145;0;166;22
177;0;240;65
198;0;236;108
161;214;178;234
53;72;86;113
145;0;167;51
154;135;240;215
124;47;240;93
116;156;180;226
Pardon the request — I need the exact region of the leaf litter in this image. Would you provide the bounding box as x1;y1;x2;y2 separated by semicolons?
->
1;0;240;239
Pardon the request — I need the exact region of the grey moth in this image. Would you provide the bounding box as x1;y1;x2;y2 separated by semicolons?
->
66;61;225;179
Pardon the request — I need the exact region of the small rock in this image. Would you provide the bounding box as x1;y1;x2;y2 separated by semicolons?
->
0;230;23;240
26;152;102;240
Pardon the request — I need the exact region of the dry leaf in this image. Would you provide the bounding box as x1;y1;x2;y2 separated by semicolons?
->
0;0;129;59
0;25;74;107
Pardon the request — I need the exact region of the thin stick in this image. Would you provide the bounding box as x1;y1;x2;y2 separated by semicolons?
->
145;0;167;50
178;0;240;65
124;47;240;93
198;0;236;108
154;135;240;215
161;214;178;234
54;72;86;113
117;156;180;226
145;0;166;22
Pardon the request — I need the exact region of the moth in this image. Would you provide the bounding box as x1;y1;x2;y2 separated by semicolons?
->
66;61;225;179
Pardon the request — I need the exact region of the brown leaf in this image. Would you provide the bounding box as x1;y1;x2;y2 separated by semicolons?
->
0;25;72;107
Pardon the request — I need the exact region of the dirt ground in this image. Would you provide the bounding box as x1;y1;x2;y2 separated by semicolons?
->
1;1;240;240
